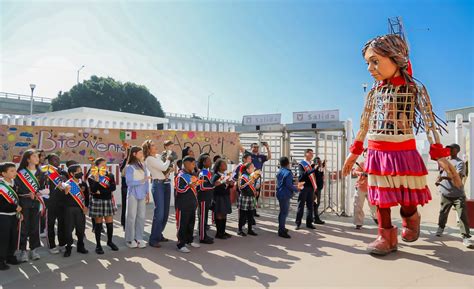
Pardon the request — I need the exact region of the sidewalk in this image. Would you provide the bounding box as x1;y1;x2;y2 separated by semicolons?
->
1;175;473;289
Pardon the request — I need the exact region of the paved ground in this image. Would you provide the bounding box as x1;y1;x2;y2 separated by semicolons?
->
1;173;473;289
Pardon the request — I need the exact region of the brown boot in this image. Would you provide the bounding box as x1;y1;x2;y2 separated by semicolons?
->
401;211;420;242
367;226;398;256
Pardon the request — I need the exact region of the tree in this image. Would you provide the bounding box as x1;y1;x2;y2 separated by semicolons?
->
52;76;165;117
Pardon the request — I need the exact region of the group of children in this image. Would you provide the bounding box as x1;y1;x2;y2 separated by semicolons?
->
0;149;120;270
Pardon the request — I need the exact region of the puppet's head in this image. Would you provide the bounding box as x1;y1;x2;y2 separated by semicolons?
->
362;34;413;84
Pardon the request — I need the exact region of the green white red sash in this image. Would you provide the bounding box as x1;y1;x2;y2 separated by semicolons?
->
18;168;46;216
0;181;19;205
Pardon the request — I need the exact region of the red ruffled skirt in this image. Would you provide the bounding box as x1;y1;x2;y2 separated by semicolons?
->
365;134;432;208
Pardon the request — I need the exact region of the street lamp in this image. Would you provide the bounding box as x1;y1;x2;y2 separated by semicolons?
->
362;83;368;92
29;84;36;117
77;65;85;84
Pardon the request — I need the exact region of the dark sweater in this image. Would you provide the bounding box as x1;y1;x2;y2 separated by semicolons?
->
0;181;19;213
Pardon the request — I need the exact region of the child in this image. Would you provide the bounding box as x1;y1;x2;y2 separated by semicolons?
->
175;156;200;253
212;159;234;239
237;162;258;236
0;162;22;270
124;146;150;249
197;153;214;244
16;149;47;262
43;153;68;254
88;158;118;254
62;165;89;257
276;157;304;238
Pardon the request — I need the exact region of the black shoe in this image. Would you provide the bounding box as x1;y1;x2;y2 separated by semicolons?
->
215;234;227;240
0;261;10;271
95;246;104;255
355;225;362;230
314;219;325;225
200;238;214;244
6;257;20;265
247;230;258;236
160;237;169;242
284;228;289;233
64;248;72;257
278;231;291;239
223;232;232;239
251;219;256;225
373;218;379;225
254;213;261;218
77;247;89;254
306;224;316;229
237;230;247;236
107;241;119;251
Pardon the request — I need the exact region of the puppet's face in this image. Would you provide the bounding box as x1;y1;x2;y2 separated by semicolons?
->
364;47;400;81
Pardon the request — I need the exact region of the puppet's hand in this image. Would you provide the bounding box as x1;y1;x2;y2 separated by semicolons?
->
437;158;463;189
342;154;358;177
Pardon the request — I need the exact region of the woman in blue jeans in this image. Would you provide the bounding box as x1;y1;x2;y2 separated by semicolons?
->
143;140;174;248
276;157;304;239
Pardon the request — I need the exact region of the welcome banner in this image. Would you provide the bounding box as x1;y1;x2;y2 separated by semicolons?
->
0;125;241;164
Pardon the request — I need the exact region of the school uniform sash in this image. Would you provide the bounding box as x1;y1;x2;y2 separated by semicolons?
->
41;165;62;187
301;160;317;192
178;172;198;195
0;181;19;205
241;174;257;195
18;168;46;215
99;175;111;189
65;179;86;210
198;169;213;191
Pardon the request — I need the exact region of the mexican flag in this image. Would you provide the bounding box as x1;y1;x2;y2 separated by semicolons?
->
120;131;137;140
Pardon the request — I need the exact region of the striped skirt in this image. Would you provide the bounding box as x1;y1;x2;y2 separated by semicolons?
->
365;134;432;208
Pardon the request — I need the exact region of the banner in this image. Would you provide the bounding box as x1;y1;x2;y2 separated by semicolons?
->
0;125;241;164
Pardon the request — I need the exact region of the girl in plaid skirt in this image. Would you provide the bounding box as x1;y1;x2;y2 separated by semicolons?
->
88;158;119;255
237;163;258;236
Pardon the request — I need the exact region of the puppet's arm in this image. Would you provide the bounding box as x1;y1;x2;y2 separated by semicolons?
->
343;90;375;176
418;86;462;188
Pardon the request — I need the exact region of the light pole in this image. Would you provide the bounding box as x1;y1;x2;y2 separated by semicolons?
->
77;65;85;84
29;84;36;117
207;92;214;119
362;83;368;92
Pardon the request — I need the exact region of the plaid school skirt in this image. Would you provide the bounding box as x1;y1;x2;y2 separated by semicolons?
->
237;195;256;211
89;198;117;218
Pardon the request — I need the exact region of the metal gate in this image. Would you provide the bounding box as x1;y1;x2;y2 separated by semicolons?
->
238;123;347;215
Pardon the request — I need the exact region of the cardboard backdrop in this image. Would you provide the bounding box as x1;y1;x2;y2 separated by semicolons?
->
0;125;241;164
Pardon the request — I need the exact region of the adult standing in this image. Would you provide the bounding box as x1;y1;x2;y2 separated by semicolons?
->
353;150;377;229
313;157;326;225
143;140;174;248
295;149;317;230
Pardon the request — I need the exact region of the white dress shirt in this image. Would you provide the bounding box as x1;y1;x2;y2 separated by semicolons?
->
145;155;171;180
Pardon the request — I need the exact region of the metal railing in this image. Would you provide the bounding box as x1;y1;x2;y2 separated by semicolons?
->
0;91;53;103
165;112;240;123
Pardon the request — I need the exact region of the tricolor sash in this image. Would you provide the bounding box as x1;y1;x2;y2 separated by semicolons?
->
18;168;46;215
177;172;198;196
65;179;86;209
0;181;19;205
41;165;62;187
241;174;257;195
301;160;317;192
99;175;111;189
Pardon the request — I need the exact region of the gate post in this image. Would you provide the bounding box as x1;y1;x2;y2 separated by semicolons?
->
344;119;353;216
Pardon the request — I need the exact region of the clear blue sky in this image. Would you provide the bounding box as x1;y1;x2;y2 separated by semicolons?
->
1;0;473;124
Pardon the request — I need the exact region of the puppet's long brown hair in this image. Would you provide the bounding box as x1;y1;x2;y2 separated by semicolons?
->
362;34;446;134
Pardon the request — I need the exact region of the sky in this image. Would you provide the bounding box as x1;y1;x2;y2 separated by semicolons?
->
1;0;473;124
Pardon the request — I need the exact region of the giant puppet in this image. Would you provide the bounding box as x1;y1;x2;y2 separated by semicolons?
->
342;34;462;256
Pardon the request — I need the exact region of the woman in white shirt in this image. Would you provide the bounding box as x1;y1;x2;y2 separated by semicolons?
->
142;140;174;248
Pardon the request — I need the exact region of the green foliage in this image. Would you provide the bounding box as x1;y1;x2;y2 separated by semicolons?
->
52;76;165;117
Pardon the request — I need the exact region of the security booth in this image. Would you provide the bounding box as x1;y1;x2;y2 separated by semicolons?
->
236;119;351;217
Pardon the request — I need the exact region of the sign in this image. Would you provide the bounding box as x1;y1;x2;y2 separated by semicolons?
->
293;110;339;123
0;125;241;164
242;114;281;126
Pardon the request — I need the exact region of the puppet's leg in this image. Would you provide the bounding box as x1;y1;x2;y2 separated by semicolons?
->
400;205;420;242
367;207;398;255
